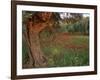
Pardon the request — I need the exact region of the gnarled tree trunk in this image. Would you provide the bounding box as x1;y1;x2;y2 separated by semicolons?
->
28;23;48;67
25;12;53;67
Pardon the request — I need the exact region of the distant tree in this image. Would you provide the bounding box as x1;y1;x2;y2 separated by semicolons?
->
81;17;89;35
60;13;83;24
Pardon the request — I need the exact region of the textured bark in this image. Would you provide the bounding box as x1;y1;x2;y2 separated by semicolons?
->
23;29;35;68
24;12;54;67
28;23;48;67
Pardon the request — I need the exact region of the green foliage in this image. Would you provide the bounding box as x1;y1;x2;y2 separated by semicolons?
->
60;17;89;35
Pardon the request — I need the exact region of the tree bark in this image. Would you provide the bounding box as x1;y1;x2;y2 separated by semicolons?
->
29;32;47;67
23;29;35;68
24;12;54;68
28;22;48;67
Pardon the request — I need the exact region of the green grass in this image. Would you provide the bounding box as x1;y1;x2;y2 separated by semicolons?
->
22;31;89;68
40;34;89;67
42;44;89;67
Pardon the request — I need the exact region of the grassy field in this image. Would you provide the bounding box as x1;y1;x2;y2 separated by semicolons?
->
39;32;89;67
22;31;89;68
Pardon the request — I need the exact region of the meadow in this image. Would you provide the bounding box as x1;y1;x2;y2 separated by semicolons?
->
23;32;89;67
22;12;89;68
39;31;89;67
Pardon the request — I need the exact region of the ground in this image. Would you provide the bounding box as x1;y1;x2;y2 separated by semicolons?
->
39;32;89;67
22;30;89;68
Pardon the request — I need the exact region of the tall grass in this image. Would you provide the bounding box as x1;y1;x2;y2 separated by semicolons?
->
40;34;89;67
